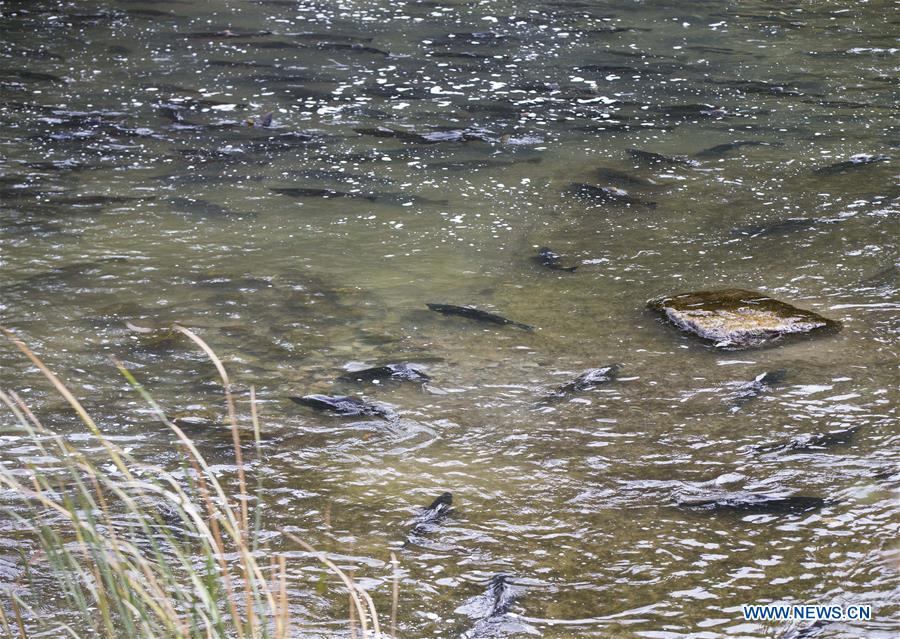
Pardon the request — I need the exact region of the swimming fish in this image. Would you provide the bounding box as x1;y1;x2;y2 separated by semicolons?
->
566;183;657;207
695;141;778;157
289;394;394;418
338;364;430;384
534;247;578;272
677;491;830;514
753;425;860;454
813;154;889;175
426;303;534;331
727;369;787;410
405;492;453;546
628;149;700;167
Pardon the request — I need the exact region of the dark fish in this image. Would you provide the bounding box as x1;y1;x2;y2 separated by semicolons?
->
685;45;737;55
405;492;453;545
127;8;175;18
813;154;890;175
49;195;154;206
289;394;394;418
593;167;654;187
338;364;430;384
22;160;94;171
272;187;360;199
158;103;189;124
780;619;833;639
482;575;516;617
801;98;873;109
860;263;899;287
446;31;513;42
246;111;274;128
731;217;822;238
552;365;621;397
584;26;645;35
579;63;644;74
509;81;560;92
657;103;728;119
290;32;373;44
754;425;860;454
287;168;394;185
423;157;542;171
677;491;830;514
430;51;489;60
247;72;316;83
710;79;804;96
362;84;431;100
331;105;390;119
457;575;523;639
426;303;534;331
207;59;277;69
5;46;65;61
695;141;779;157
355;126;487;144
4;257;128;293
0;70;67;84
628;149;700;167
271;187;444;206
361;191;449;207
183;30;273;39
245;41;304;50
566;183;657;207
316;43;390;56
728;369;787;410
534;247;577;272
354;126;427;142
463;102;519;116
167;197;240;217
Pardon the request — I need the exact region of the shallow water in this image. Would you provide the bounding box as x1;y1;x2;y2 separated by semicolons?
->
1;0;898;637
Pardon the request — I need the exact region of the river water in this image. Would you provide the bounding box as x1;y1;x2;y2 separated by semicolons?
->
1;0;898;637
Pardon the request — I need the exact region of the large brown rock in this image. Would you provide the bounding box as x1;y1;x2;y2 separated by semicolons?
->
648;289;840;349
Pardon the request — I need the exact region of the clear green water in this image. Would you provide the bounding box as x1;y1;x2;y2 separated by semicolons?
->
1;0;898;636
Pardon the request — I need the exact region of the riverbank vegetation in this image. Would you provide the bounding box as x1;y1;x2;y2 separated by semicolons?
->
0;327;388;639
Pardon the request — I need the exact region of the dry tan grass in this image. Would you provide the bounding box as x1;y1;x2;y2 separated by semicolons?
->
0;326;388;639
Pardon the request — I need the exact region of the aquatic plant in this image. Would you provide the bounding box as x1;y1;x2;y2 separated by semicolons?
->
0;327;388;639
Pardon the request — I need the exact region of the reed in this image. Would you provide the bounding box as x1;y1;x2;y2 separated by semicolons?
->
0;326;386;639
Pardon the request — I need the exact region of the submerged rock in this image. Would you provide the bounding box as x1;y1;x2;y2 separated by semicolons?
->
648;289;840;349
